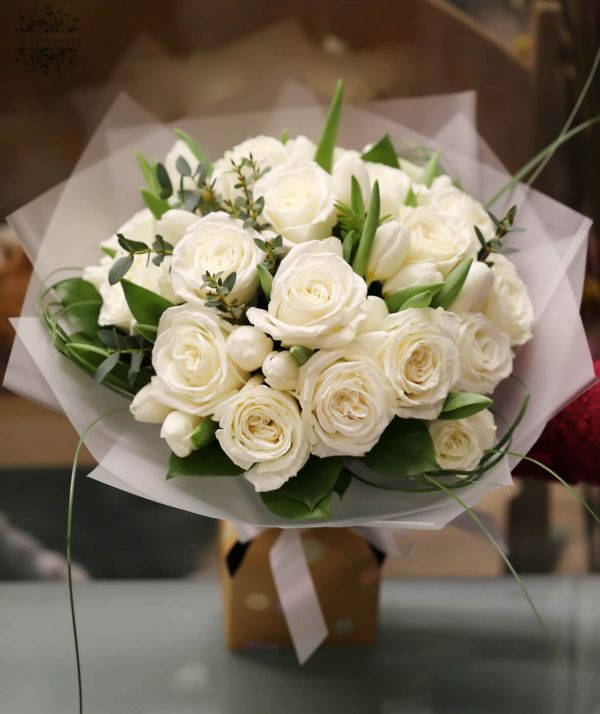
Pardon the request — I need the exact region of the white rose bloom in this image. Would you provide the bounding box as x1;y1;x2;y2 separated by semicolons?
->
149;304;248;416
401;207;479;276
130;383;172;423
83;209;176;331
211;135;288;202
357;296;389;334
285;135;316;162
332;150;371;207
447;312;513;394
378;308;460;419
171;212;264;306
156;209;199;246
448;260;495;313
297;346;395;458
382;260;444;297
164;140;200;192
484;254;534;346
366;219;410;283
253;160;337;244
431;184;495;241
160;410;200;458
213;380;310;492
226;326;273;372
247;238;367;350
429;410;496;472
365;162;411;218
262;350;299;392
398;158;423;182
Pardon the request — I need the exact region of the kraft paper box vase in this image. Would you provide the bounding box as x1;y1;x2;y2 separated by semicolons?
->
218;521;385;650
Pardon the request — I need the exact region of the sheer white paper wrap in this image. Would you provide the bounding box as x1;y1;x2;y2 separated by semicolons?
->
4;84;594;530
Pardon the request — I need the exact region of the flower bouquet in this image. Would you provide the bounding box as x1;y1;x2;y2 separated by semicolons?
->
5;81;595;662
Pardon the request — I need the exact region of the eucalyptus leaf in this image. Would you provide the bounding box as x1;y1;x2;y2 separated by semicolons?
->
314;79;344;173
134;323;158;342
128;349;144;386
363;418;438;476
94;351;120;383
175;155;192;177
120;279;174;327
141;189;170;220
431;257;473;310
440;392;493;420
167;442;244;478
117;234;148;254
351;181;381;278
361;134;400;168
256;263;273;299
108;255;134;286
155;163;173;199
385;282;443;313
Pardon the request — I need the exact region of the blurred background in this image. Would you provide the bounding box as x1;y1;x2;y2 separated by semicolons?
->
0;0;599;582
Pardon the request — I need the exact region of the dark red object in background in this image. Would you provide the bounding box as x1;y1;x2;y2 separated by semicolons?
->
515;360;600;485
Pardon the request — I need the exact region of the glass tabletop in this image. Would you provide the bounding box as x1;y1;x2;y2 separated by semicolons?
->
1;576;598;713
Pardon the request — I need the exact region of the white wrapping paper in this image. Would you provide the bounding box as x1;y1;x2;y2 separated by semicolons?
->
4;85;595;529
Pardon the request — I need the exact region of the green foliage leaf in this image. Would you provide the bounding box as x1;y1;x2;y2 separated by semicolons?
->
175;155;192;177
173;128;211;168
399;290;434;309
155;163;173;199
101;246;117;259
350;175;365;216
430;257;473;310
134;323;158;342
440;392;493;420
361;134;400;168
53;278;101;339
108;255;134;286
135;151;157;192
290;345;314;365
190;417;218;449
404;185;418;207
314;79;344;173
65;341;151;393
385;282;444;313
260;492;332;520
334;468;352;498
117;234;148;254
351;181;381;278
256;263;273;299
167;442;244;478
342;229;357;263
141;189;170;220
363;418;438;476
120;279;174;327
419;150;440;188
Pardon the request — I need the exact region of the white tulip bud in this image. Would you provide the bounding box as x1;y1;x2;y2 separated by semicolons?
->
160;410;200;458
156;209;199;246
382;260;444;297
261;350;300;392
449;261;494;313
332;151;371;207
226;326;274;372
357;296;389;334
366;220;410;283
130;383;171;424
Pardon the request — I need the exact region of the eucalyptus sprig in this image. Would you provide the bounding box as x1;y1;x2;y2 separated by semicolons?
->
108;234;174;286
222;155;270;231
95;328;151;386
254;234;284;271
475;205;524;263
201;271;246;321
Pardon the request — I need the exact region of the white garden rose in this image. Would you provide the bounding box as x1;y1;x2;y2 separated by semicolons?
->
156;209;199;246
160;410;200;458
429;409;496;472
148;304;248;416
226;326;273;372
447;260;494;314
297;346;395;458
364;162;411;218
431;184;495;241
83;209;175;331
447;312;513;394
285;135;317;162
253;160;337;244
130;382;172;424
164;140;200;192
484;254;534;346
247;238;367;349
366;219;410;283
211;135;288;202
261;350;299;392
332;150;371;207
357;296;389;334
213;379;310;492
377;307;460;419
382;260;444;297
401;207;479;276
171;212;264;306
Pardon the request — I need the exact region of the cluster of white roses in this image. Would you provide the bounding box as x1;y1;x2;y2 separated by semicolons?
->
83;133;534;493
